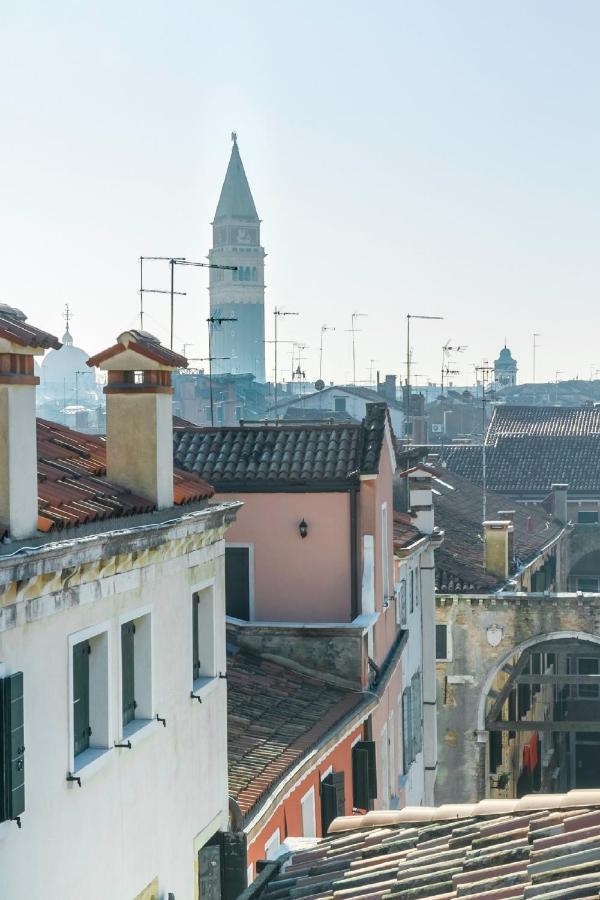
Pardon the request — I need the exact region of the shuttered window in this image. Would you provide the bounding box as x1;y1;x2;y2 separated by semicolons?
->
352;740;377;810
411;671;422;757
321;771;345;834
436;624;448;660
73;640;90;757
1;672;25;822
192;593;201;682
402;687;412;773
121;621;136;728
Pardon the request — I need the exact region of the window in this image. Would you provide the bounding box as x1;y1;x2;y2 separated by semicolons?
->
380;723;388;806
264;828;281;860
192;586;216;689
436;624;449;660
388;710;395;799
70;626;110;771
133;370;144;385
120;612;152;736
402;687;413;774
300;786;316;837
321;772;345;834
411;671;422;758
577;576;600;592
409;570;414;613
381;502;390;604
396;579;407;626
225;546;252;620
334;397;347;412
351;740;377;810
578;510;599;524
578;657;600;699
0;672;25;823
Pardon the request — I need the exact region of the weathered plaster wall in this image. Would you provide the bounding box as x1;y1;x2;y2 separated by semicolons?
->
435;592;600;805
0;506;236;900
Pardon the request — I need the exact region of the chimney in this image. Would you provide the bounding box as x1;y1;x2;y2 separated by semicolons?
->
483;520;512;580
551;484;569;525
408;468;434;534
497;510;516;563
88;330;187;509
0;305;61;539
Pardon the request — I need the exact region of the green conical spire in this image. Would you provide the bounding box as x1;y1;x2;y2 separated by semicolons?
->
214;133;259;222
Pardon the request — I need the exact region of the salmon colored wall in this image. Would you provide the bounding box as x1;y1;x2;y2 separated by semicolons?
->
215;490;353;622
247;724;365;877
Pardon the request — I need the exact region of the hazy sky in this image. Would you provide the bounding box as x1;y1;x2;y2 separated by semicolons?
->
3;2;600;387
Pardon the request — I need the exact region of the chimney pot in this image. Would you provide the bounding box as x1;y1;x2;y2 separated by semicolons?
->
483;520;512;580
551;483;569;525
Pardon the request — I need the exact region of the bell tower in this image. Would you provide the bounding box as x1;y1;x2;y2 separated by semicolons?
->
208;134;265;384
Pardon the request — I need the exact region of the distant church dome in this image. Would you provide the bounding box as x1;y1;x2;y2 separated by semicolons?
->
41;324;92;397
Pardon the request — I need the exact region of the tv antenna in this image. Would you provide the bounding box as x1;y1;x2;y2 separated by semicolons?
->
272;308;299;417
441;341;467;395
346;312;367;386
319;325;335;382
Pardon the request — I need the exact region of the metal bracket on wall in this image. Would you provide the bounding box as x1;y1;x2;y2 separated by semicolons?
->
156;714;167;727
190;692;202;703
66;772;82;788
114;740;132;750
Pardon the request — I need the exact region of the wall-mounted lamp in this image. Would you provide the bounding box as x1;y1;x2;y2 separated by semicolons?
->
298;518;308;539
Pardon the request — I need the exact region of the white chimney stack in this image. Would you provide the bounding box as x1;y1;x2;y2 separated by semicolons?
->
88;330;187;509
407;468;435;534
0;305;61;539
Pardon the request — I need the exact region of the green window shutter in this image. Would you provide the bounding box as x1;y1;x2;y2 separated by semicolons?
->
412;671;422;756
402;687;412;772
320;774;337;834
353;742;377;809
121;622;136;728
332;770;346;818
192;594;201;681
73;640;90;757
220;831;247;900
2;672;25;821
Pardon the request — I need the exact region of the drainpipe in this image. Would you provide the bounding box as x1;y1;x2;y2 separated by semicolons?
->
350;487;359;620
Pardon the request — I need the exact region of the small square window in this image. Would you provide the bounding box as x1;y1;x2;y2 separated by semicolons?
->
436;624;449;660
334;397;347;412
133;371;144;385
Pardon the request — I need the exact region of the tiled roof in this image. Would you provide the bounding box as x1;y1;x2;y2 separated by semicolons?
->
87;330;187;369
424;466;564;592
487;404;600;439
269;385;404;414
0;418;213;539
445;437;600;495
262;793;600;900
393;512;422;550
282;408;355;424
173;404;390;488
227;645;360;818
0;305;61;350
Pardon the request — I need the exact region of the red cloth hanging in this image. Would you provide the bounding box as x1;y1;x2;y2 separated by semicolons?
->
522;733;538;773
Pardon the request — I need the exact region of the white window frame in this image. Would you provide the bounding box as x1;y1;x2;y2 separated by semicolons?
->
381;501;390;605
300;785;316;838
68;620;112;779
264;827;281;860
226;543;255;621
191;577;219;699
118;605;156;743
436;622;453;662
388;709;395;800
320;765;333;782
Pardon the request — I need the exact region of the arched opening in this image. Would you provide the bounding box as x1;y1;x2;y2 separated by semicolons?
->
479;632;600;799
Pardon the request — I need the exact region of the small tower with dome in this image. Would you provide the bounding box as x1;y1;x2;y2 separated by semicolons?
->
494;344;518;387
40;305;97;404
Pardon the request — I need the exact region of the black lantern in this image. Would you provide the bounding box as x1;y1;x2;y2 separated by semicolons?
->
298;518;308;539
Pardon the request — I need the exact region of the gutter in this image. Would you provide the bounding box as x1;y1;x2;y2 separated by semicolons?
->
240;629;408;839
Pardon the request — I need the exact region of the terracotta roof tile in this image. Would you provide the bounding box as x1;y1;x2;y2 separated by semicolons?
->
0;305;61;350
0;418;213;536
227;644;361;818
174;404;390;488
262;798;600;899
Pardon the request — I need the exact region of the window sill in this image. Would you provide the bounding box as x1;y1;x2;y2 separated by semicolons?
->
192;676;221;702
72;746;112;780
122;717;158;746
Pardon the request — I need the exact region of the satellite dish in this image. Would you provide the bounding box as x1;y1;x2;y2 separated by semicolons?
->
315;379;325;392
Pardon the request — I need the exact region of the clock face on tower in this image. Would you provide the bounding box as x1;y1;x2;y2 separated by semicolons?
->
234;227;255;245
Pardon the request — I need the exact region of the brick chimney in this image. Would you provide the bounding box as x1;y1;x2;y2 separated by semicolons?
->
551;484;569;525
88;330;187;509
0;305;61;538
483;520;512;580
407;468;434;534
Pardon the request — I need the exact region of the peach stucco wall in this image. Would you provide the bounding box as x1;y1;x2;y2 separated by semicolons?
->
214;490;353;622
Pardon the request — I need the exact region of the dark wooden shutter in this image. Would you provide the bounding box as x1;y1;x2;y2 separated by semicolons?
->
320;774;336;834
332;771;345;817
402;688;412;772
73;640;90;757
192;594;201;681
225;547;250;621
220;831;247;900
2;672;25;820
435;624;447;660
352;741;377;809
121;621;136;728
